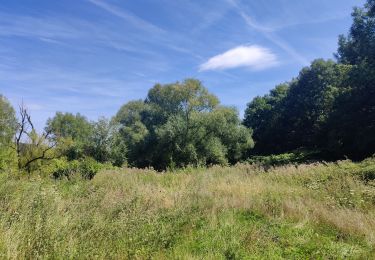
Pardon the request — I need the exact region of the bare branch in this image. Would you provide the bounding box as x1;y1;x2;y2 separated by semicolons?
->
23;143;56;170
13;103;56;172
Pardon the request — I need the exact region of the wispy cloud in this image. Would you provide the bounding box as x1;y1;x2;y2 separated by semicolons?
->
86;0;212;61
0;65;148;98
226;0;309;66
199;45;278;71
26;103;44;111
0;11;172;63
0;13;81;39
87;0;164;34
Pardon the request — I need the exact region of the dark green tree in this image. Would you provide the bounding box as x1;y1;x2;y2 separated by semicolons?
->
243;83;289;154
244;60;351;156
279;60;351;151
327;0;375;159
114;79;253;169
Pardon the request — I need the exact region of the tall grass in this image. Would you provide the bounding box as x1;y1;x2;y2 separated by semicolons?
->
0;160;374;259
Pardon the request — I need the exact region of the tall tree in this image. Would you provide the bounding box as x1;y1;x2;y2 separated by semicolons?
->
328;0;375;159
244;0;375;160
243;83;289;154
114;79;253;169
0;95;17;145
244;60;351;156
279;60;351;151
13;104;55;172
0;95;17;170
45;112;93;160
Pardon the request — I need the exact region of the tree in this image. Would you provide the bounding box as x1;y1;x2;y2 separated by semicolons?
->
328;0;375;159
45;112;93;160
114;79;253;169
279;60;351;151
0;95;17;145
109;129;127;167
202;107;254;164
86;117;127;166
0;95;17;171
85;117;112;163
244;60;351;156
243;83;289;154
156;106;253;168
113;100;150;166
336;0;375;65
13;104;55;173
244;0;375;160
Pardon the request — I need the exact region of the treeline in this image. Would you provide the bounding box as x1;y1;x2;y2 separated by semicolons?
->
45;79;253;170
0;0;374;175
0;80;253;173
244;0;375;160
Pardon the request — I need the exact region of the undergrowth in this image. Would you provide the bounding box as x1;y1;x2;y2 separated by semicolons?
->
0;159;374;259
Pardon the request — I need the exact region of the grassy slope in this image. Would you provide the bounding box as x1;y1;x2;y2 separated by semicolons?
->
0;161;375;259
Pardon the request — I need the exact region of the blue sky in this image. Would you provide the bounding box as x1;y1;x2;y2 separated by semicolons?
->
0;0;364;130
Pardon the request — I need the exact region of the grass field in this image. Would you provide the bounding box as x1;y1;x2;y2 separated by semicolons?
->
1;160;375;259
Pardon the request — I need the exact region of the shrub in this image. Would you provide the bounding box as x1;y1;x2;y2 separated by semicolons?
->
78;157;101;180
51;157;102;180
247;151;320;167
0;148;16;173
51;159;79;180
353;157;375;183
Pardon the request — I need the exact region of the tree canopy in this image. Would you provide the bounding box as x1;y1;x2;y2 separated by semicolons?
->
244;0;375;160
0;95;17;170
114;79;253;169
0;95;17;146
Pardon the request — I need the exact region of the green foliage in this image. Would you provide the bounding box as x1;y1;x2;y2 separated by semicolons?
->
85;117;112;163
325;0;375;159
0;148;16;173
352;157;375;183
114;79;253;169
46;113;127;166
51;158;79;179
78;157;102;180
336;0;375;65
0;95;17;145
51;157;102;180
45;112;92;142
247;151;320;167
244;60;351;156
114;101;149;166
45;112;93;160
0;95;17;172
244;0;375;160
243;83;289;154
109;131;127;167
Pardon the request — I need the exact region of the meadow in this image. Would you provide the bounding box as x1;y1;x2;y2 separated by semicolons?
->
1;159;374;259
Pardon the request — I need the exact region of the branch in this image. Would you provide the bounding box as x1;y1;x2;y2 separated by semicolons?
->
22;143;56;170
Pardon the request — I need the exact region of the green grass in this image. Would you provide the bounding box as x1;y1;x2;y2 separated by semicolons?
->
0;160;375;259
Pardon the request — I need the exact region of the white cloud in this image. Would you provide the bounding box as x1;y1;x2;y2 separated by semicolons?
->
199;45;278;71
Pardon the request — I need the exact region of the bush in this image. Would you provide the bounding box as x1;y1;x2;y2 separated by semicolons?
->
352;157;375;183
51;157;102;180
78;157;101;180
0;148;16;173
247;151;320;167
